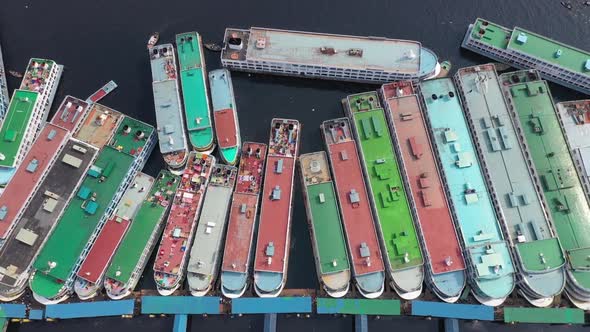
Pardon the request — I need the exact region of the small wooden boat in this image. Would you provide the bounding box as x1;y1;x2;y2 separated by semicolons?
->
147;33;160;49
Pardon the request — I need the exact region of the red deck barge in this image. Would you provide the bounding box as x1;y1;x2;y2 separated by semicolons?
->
214;109;238;149
153;152;214;295
221;142;267;293
321;118;385;298
381;82;464;275
0;96;89;240
253;119;300;297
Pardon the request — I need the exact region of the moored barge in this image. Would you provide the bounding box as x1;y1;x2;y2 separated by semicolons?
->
321;118;385;298
220;142;267;298
380;82;467;303
456;65;565;307
499;70;590;309
253;119;300;297
419;78;515;306
209;69;241;165
187;164;237;296
344;92;424;300
299;151;351;298
104;170;180;300
153;152;215;295
74;173;154;300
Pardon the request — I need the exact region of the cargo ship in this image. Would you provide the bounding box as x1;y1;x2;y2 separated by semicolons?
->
461;18;590;96
187;164;237;296
343;92;424;300
0;58;63;186
0;44;8;120
253;119;300;297
209;69;241;165
104;170;180;300
456;65;566;307
0;97;89;247
379;82;467;303
499;70;590;309
176;32;214;151
321;118;385;298
29;116;155;304
299;151;351;298
221;27;440;84
220;142;267;298
74;173;154;300
0;98;96;302
153;152;215;295
556;100;590;201
419;78;515;306
149;43;189;172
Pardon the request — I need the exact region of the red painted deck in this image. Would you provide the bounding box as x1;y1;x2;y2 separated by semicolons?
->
386;95;465;274
214;109;238;149
254;119;299;274
222;143;267;274
254;156;295;273
323;120;385;276
381;81;415;100
153;154;211;275
76;216;131;283
0;124;69;239
50;96;89;132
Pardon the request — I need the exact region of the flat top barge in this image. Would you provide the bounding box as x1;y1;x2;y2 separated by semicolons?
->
29;116;154;303
322;118;385;298
176;32;214;152
380;82;466;303
299;151;351;298
461;18;590;95
221;27;440;83
153;152;214;295
74;173;154;299
209;68;240;165
149;43;189;171
104;170;179;300
0;139;98;301
344;91;423;300
499;70;590;309
253;119;300;297
187;164;237;296
456;65;565;306
419;78;515;306
221;142;267;298
0;97;89;242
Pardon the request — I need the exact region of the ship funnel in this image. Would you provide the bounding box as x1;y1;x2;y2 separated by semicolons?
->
228;35;243;50
135;130;145;139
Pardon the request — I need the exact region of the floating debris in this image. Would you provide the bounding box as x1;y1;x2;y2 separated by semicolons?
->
8;70;23;78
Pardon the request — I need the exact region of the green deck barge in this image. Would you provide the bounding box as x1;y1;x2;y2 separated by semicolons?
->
501;72;590;304
29;117;155;300
0;90;39;168
300;152;350;296
344;92;423;292
30;146;135;298
105;170;180;284
176;32;214;151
